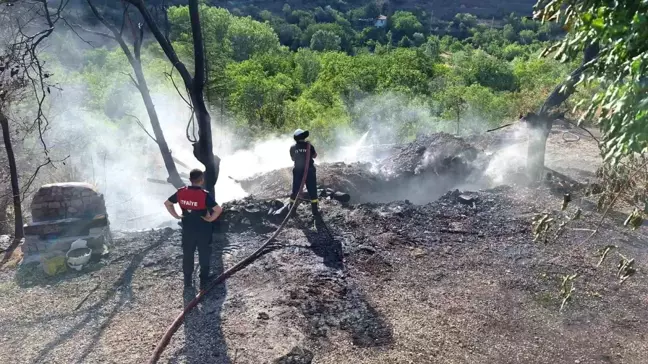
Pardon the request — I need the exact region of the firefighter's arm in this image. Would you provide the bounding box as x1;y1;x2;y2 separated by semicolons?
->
202;193;222;222
311;145;317;159
164;200;182;219
202;205;223;223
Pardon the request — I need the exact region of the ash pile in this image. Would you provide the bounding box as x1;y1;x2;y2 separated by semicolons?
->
240;132;491;204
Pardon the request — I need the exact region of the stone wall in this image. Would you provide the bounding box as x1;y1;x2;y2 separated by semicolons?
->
30;182;106;222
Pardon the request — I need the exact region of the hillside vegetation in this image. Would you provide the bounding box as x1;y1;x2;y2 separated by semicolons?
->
54;1;582;146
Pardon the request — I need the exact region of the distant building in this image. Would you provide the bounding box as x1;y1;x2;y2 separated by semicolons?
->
375;15;387;28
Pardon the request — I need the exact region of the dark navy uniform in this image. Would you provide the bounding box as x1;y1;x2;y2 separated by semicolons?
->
289;141;318;213
167;186;217;284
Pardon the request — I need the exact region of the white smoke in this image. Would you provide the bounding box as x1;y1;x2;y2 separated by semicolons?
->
24;32;527;231
482;123;530;185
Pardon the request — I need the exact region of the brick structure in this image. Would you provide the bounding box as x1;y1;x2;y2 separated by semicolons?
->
30;182;107;222
22;183;111;265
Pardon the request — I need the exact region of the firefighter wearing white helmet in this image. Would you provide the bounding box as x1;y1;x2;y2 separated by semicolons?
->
289;128;319;216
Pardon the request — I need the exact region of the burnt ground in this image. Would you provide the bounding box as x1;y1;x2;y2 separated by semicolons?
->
2;126;648;364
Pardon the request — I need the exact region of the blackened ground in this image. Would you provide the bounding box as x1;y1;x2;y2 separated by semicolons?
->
3;176;648;363
2;127;646;364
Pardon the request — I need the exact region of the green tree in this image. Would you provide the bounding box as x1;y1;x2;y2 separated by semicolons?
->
259;10;273;22
282;3;291;16
294;48;321;86
289;10;316;29
225;60;295;129
440;83;468;134
453;50;518;92
421;35;441;60
359;26;386;46
363;2;381;19
377;48;435;95
276;23;302;49
228;16;281;61
463;84;513;126
503;24;517;42
454;13;478;28
313;6;336;23
535;0;648;161
518;29;535;45
301;22;346;48
412;32;425;46
390;11;423;39
310;29;341;51
501;43;526;61
398;35;413;48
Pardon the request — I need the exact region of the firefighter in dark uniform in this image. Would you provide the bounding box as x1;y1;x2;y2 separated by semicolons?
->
164;169;222;289
289;129;319;216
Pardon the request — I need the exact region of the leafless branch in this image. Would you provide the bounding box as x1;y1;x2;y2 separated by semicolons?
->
162;67;196;142
125;113;157;144
164;68;192;109
580;158;648;245
186;112;197;143
123;0;194;90
162;0;170;43
487;122;515;133
0;155;70;202
120;71;140;89
64;18;114;42
21;155;70;200
119;2;130;36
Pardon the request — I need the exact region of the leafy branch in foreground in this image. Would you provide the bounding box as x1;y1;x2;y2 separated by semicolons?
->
534;0;648;163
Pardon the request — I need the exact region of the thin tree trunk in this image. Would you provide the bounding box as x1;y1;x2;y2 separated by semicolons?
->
86;0;184;189
526;43;599;181
526;114;553;182
0;111;24;242
131;54;184;188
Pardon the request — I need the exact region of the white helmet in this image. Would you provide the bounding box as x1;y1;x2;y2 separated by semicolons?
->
293;129;309;140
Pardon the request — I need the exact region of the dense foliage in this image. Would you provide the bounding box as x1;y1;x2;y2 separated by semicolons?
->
58;3;582;144
535;0;648;163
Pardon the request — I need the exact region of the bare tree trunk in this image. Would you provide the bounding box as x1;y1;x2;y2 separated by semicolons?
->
125;0;220;196
86;0;184;189
187;0;218;196
526;113;553;181
526;43;599;181
0;111;23;242
132;59;185;188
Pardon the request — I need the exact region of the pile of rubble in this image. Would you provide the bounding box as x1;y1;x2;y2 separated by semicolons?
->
240;133;490;204
238;162;381;202
378;132;480;178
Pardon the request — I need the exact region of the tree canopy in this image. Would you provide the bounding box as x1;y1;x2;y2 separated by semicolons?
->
47;4;578;144
535;0;648;161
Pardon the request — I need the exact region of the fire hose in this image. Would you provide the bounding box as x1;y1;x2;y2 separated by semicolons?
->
147;143;312;364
